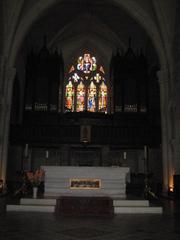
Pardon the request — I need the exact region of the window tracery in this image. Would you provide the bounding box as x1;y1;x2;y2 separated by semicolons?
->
65;53;107;113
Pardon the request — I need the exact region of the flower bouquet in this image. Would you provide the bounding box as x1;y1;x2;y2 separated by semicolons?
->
25;169;45;198
25;169;45;187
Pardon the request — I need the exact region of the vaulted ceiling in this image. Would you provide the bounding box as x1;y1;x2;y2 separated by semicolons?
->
20;0;159;71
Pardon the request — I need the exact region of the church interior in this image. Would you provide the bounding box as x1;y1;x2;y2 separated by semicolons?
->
0;0;180;239
6;0;162;196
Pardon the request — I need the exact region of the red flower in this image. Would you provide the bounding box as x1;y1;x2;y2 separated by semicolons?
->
25;169;45;187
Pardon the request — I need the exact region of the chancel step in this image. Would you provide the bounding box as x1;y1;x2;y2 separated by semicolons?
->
114;206;163;214
113;200;149;207
6;204;55;212
20;198;56;206
6;198;163;214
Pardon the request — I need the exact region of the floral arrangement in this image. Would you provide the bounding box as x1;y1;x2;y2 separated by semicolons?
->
25;169;45;187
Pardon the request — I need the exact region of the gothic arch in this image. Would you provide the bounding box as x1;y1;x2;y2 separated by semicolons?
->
1;0;172;191
9;0;167;70
48;13;126;52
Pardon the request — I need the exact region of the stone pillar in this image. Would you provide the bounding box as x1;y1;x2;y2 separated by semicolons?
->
158;69;174;193
0;62;16;182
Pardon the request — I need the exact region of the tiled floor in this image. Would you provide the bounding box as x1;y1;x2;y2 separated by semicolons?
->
0;197;180;240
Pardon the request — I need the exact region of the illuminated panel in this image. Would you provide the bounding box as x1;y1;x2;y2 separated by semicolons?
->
65;81;74;111
77;54;97;74
76;81;85;112
70;178;101;189
98;82;107;113
87;82;96;112
65;53;107;113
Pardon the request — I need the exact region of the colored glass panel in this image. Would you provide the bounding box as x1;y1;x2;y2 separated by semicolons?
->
94;73;101;83
72;73;80;82
77;53;97;74
87;82;96;112
69;65;75;73
65;81;74;111
65;53;107;113
98;82;107;112
99;66;105;74
76;82;85;112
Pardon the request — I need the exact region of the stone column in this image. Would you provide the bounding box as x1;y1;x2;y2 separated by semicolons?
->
0;62;16;182
157;69;173;193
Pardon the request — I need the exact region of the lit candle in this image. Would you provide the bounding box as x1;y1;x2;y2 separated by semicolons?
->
144;145;147;159
0;179;3;192
46;150;49;159
169;186;174;192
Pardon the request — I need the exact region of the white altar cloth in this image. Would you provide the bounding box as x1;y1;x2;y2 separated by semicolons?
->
41;166;130;198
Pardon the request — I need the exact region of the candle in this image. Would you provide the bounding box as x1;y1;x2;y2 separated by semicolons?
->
46;150;49;159
123;152;127;160
144;145;147;159
25;143;28;157
0;179;3;192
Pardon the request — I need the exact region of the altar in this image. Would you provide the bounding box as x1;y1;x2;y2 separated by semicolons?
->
42;166;130;199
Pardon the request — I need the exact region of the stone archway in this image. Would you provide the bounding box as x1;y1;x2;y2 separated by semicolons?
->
1;0;171;193
8;0;168;67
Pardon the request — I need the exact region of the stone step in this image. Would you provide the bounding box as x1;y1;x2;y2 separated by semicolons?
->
113;200;149;207
6;204;55;212
6;198;162;214
6;204;162;214
114;206;163;214
20;198;56;206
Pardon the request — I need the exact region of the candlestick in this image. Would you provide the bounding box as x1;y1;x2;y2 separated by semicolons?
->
144;145;147;160
25;143;28;157
46;150;49;159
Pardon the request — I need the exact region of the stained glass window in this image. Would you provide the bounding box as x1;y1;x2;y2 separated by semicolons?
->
99;66;105;74
69;65;75;73
65;53;107;113
72;73;80;82
94;73;101;83
77;54;97;74
99;82;107;113
87;82;96;112
76;82;85;112
65;81;74;111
